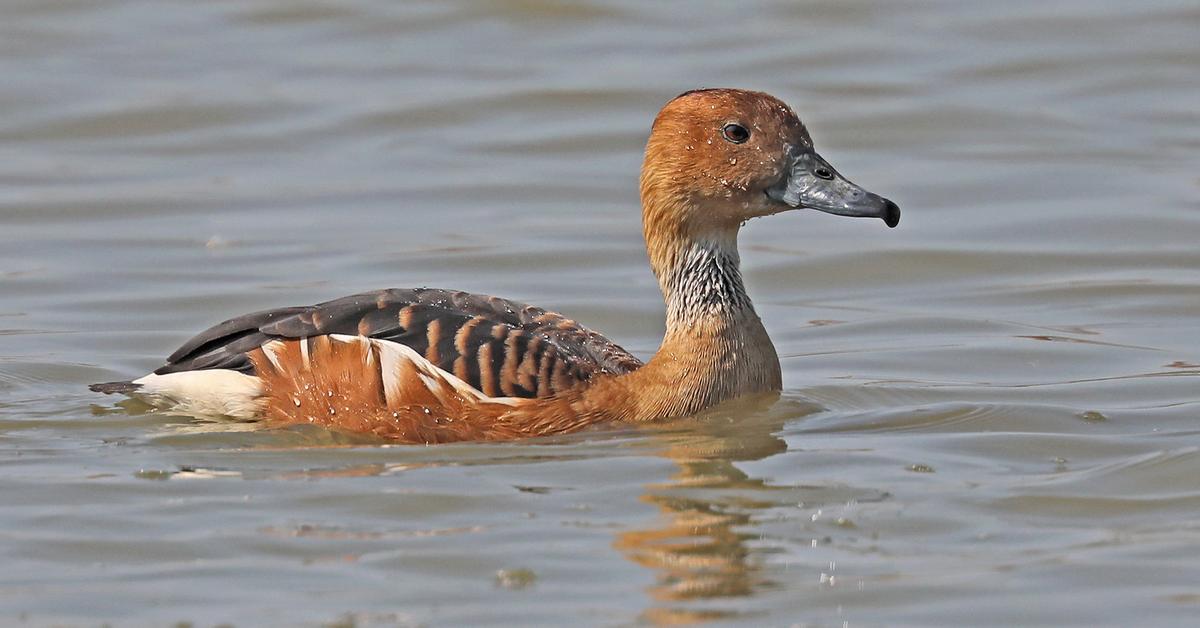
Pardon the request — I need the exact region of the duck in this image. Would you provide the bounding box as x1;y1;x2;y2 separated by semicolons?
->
90;88;899;443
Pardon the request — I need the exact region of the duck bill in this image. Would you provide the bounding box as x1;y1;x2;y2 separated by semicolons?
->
767;150;900;228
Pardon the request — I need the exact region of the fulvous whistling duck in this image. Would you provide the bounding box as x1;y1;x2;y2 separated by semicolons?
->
91;88;899;443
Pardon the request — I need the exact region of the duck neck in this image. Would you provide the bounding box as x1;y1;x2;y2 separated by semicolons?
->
590;220;782;422
658;232;753;333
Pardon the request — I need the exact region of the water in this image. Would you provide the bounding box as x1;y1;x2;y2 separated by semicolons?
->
1;0;1198;625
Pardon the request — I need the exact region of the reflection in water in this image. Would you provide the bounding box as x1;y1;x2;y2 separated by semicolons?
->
615;395;811;624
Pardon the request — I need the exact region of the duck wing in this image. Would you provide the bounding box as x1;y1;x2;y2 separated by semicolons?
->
154;288;643;398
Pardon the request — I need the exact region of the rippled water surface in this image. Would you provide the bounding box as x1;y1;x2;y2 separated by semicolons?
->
2;0;1198;625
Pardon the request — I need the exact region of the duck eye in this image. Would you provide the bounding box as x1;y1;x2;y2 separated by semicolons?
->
721;123;750;144
814;166;833;180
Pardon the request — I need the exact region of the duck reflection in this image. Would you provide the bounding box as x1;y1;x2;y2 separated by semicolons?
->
615;393;822;624
136;391;830;625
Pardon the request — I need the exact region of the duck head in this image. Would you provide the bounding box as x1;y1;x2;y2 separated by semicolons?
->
640;88;899;239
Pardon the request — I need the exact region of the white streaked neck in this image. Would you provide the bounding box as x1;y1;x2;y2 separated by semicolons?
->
659;233;756;331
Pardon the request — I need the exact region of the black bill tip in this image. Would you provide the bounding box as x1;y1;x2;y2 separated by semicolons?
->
882;199;901;228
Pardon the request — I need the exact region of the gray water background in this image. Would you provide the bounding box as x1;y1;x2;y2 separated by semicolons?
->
1;0;1198;625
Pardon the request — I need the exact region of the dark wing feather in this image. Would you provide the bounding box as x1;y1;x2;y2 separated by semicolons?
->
155;288;643;398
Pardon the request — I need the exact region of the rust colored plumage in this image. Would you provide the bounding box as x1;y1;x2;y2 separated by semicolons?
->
92;89;899;443
250;336;614;442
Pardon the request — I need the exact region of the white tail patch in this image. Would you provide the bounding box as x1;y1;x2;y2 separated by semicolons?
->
109;333;531;430
131;370;263;420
